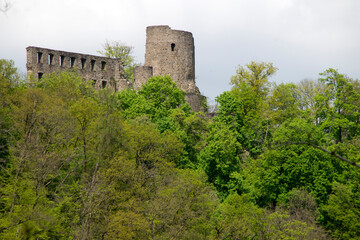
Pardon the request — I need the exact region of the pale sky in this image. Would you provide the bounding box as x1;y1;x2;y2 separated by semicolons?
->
1;0;359;101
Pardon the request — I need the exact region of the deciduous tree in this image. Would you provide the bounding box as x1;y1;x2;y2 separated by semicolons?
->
98;41;139;82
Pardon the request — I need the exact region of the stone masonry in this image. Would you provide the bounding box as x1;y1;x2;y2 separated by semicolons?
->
26;25;205;111
26;46;128;90
134;25;204;111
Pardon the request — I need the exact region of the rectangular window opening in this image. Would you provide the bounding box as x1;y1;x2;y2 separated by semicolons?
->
92;80;97;87
48;54;54;65
37;52;43;63
81;58;86;69
101;61;106;71
91;60;96;71
102;81;107;88
60;55;65;67
70;57;76;68
38;72;43;80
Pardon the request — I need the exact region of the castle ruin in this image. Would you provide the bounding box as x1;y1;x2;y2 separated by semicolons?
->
134;25;203;111
26;25;204;111
26;46;128;90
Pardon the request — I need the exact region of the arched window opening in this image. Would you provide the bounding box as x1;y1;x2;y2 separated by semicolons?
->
171;43;176;51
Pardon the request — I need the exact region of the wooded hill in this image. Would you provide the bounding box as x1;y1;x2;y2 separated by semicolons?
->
1;59;360;239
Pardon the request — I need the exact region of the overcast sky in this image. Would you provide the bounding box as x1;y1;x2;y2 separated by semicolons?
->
1;0;359;101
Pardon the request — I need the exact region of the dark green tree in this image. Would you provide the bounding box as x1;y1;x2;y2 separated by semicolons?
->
321;182;360;239
199;121;243;199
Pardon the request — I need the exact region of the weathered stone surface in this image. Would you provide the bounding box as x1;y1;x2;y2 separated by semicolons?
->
26;46;128;90
26;26;205;111
134;25;204;111
133;66;153;89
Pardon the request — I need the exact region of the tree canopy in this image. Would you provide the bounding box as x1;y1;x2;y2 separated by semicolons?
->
0;58;359;239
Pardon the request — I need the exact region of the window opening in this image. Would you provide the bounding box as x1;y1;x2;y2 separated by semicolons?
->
48;54;54;65
60;55;65;66
171;43;176;51
37;52;43;63
101;61;106;71
38;72;43;79
70;57;76;68
91;60;96;71
81;58;86;69
102;81;107;88
92;80;97;87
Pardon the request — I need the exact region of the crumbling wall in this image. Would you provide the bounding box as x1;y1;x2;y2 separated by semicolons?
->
26;46;128;90
134;25;204;112
133;66;153;89
26;26;206;111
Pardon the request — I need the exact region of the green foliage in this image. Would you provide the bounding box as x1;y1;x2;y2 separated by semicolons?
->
105;210;150;240
230;61;277;116
215;91;243;129
296;79;327;117
168;109;209;168
98;40;139;82
0;59;22;161
115;75;207;169
321;182;360;239
211;193;323;239
247;118;349;206
36;70;96;102
0;59;21;90
199;122;243;199
211;194;265;239
268;83;301;125
100;119;216;239
217;61;278;157
231;61;277;99
316;68;360;143
138;75;188;118
116;75;189;121
1;58;359;239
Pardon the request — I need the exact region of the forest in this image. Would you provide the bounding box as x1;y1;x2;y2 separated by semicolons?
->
0;58;360;239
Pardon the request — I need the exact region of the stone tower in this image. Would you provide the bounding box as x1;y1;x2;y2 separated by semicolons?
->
134;25;203;111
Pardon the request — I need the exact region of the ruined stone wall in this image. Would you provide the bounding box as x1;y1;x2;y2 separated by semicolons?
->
26;26;206;111
133;66;153;89
134;25;204;111
26;46;128;90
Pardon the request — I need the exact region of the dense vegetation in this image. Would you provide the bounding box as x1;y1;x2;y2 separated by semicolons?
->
0;58;360;239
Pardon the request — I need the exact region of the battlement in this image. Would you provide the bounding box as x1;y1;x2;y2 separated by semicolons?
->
26;46;128;90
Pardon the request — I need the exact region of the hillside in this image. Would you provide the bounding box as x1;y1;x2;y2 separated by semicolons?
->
1;59;360;239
